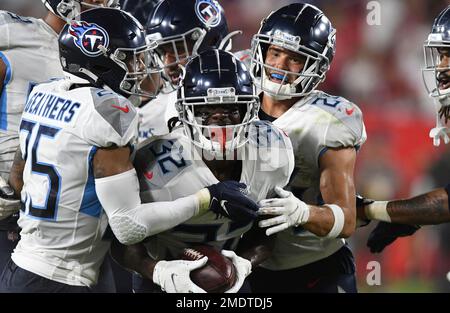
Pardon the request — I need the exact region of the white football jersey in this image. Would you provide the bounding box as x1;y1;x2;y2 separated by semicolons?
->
11;78;139;287
260;90;367;270
137;90;178;142
0;11;63;179
134;121;294;261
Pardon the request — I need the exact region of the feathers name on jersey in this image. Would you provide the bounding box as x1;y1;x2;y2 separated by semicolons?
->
12;78;138;287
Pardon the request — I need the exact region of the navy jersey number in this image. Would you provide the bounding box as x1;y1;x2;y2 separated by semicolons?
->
19;120;61;220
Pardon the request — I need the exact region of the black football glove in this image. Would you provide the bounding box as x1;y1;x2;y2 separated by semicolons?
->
207;181;259;222
367;221;421;253
356;194;373;228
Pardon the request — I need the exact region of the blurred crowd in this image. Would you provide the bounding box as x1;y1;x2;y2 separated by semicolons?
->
1;0;449;292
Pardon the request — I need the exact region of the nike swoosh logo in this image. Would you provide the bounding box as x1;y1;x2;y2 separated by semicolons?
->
144;171;153;180
345;108;354;116
239;54;249;61
220;200;229;216
112;104;130;113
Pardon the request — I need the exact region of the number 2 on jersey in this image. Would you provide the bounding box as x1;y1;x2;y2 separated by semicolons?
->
19;120;61;220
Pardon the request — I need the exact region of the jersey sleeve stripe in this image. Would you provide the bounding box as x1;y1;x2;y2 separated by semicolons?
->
0;51;12;130
79;146;102;218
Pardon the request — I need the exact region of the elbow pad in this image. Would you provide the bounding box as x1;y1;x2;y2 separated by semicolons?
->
95;169;148;245
95;169;209;245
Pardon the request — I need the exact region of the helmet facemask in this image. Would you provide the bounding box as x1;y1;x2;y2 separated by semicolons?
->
107;40;162;99
79;0;120;10
148;28;208;93
176;87;260;157
422;38;450;146
44;0;120;22
250;30;335;100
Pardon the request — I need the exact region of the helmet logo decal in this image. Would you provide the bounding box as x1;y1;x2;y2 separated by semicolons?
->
195;0;221;28
207;87;236;97
428;33;443;41
273;30;301;44
69;21;109;57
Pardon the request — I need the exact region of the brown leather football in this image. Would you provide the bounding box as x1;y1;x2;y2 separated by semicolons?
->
180;245;236;293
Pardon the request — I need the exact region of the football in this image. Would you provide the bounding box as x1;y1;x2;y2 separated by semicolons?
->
180;245;237;293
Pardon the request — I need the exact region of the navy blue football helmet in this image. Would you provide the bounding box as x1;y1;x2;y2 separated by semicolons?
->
423;5;450;146
250;2;336;100
41;0;120;21
176;49;259;154
146;0;229;89
59;8;160;98
120;0;160;25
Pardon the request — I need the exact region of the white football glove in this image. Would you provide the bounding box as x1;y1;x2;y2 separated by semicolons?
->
152;258;208;293
0;176;20;221
258;186;310;236
429;126;450;146
221;250;252;293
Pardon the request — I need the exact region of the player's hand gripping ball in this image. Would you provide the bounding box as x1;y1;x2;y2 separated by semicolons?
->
180;245;237;293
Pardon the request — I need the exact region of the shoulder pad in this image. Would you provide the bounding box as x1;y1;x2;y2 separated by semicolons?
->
310;91;365;142
90;88;137;138
134;132;192;189
248;120;292;149
247;120;294;183
233;49;252;69
0;11;35;26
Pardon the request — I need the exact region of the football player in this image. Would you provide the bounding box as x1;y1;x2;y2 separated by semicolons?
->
137;0;230;141
0;8;258;293
247;3;366;293
0;0;119;280
361;5;450;254
110;49;294;293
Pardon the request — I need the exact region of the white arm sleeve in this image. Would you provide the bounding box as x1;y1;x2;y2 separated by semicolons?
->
95;169;211;245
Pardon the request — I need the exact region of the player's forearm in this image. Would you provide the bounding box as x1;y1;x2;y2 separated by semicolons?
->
8;149;25;197
110;239;156;281
95;168;211;245
365;188;450;225
389;188;450;224
133;189;210;237
316;147;357;237
304;204;355;238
